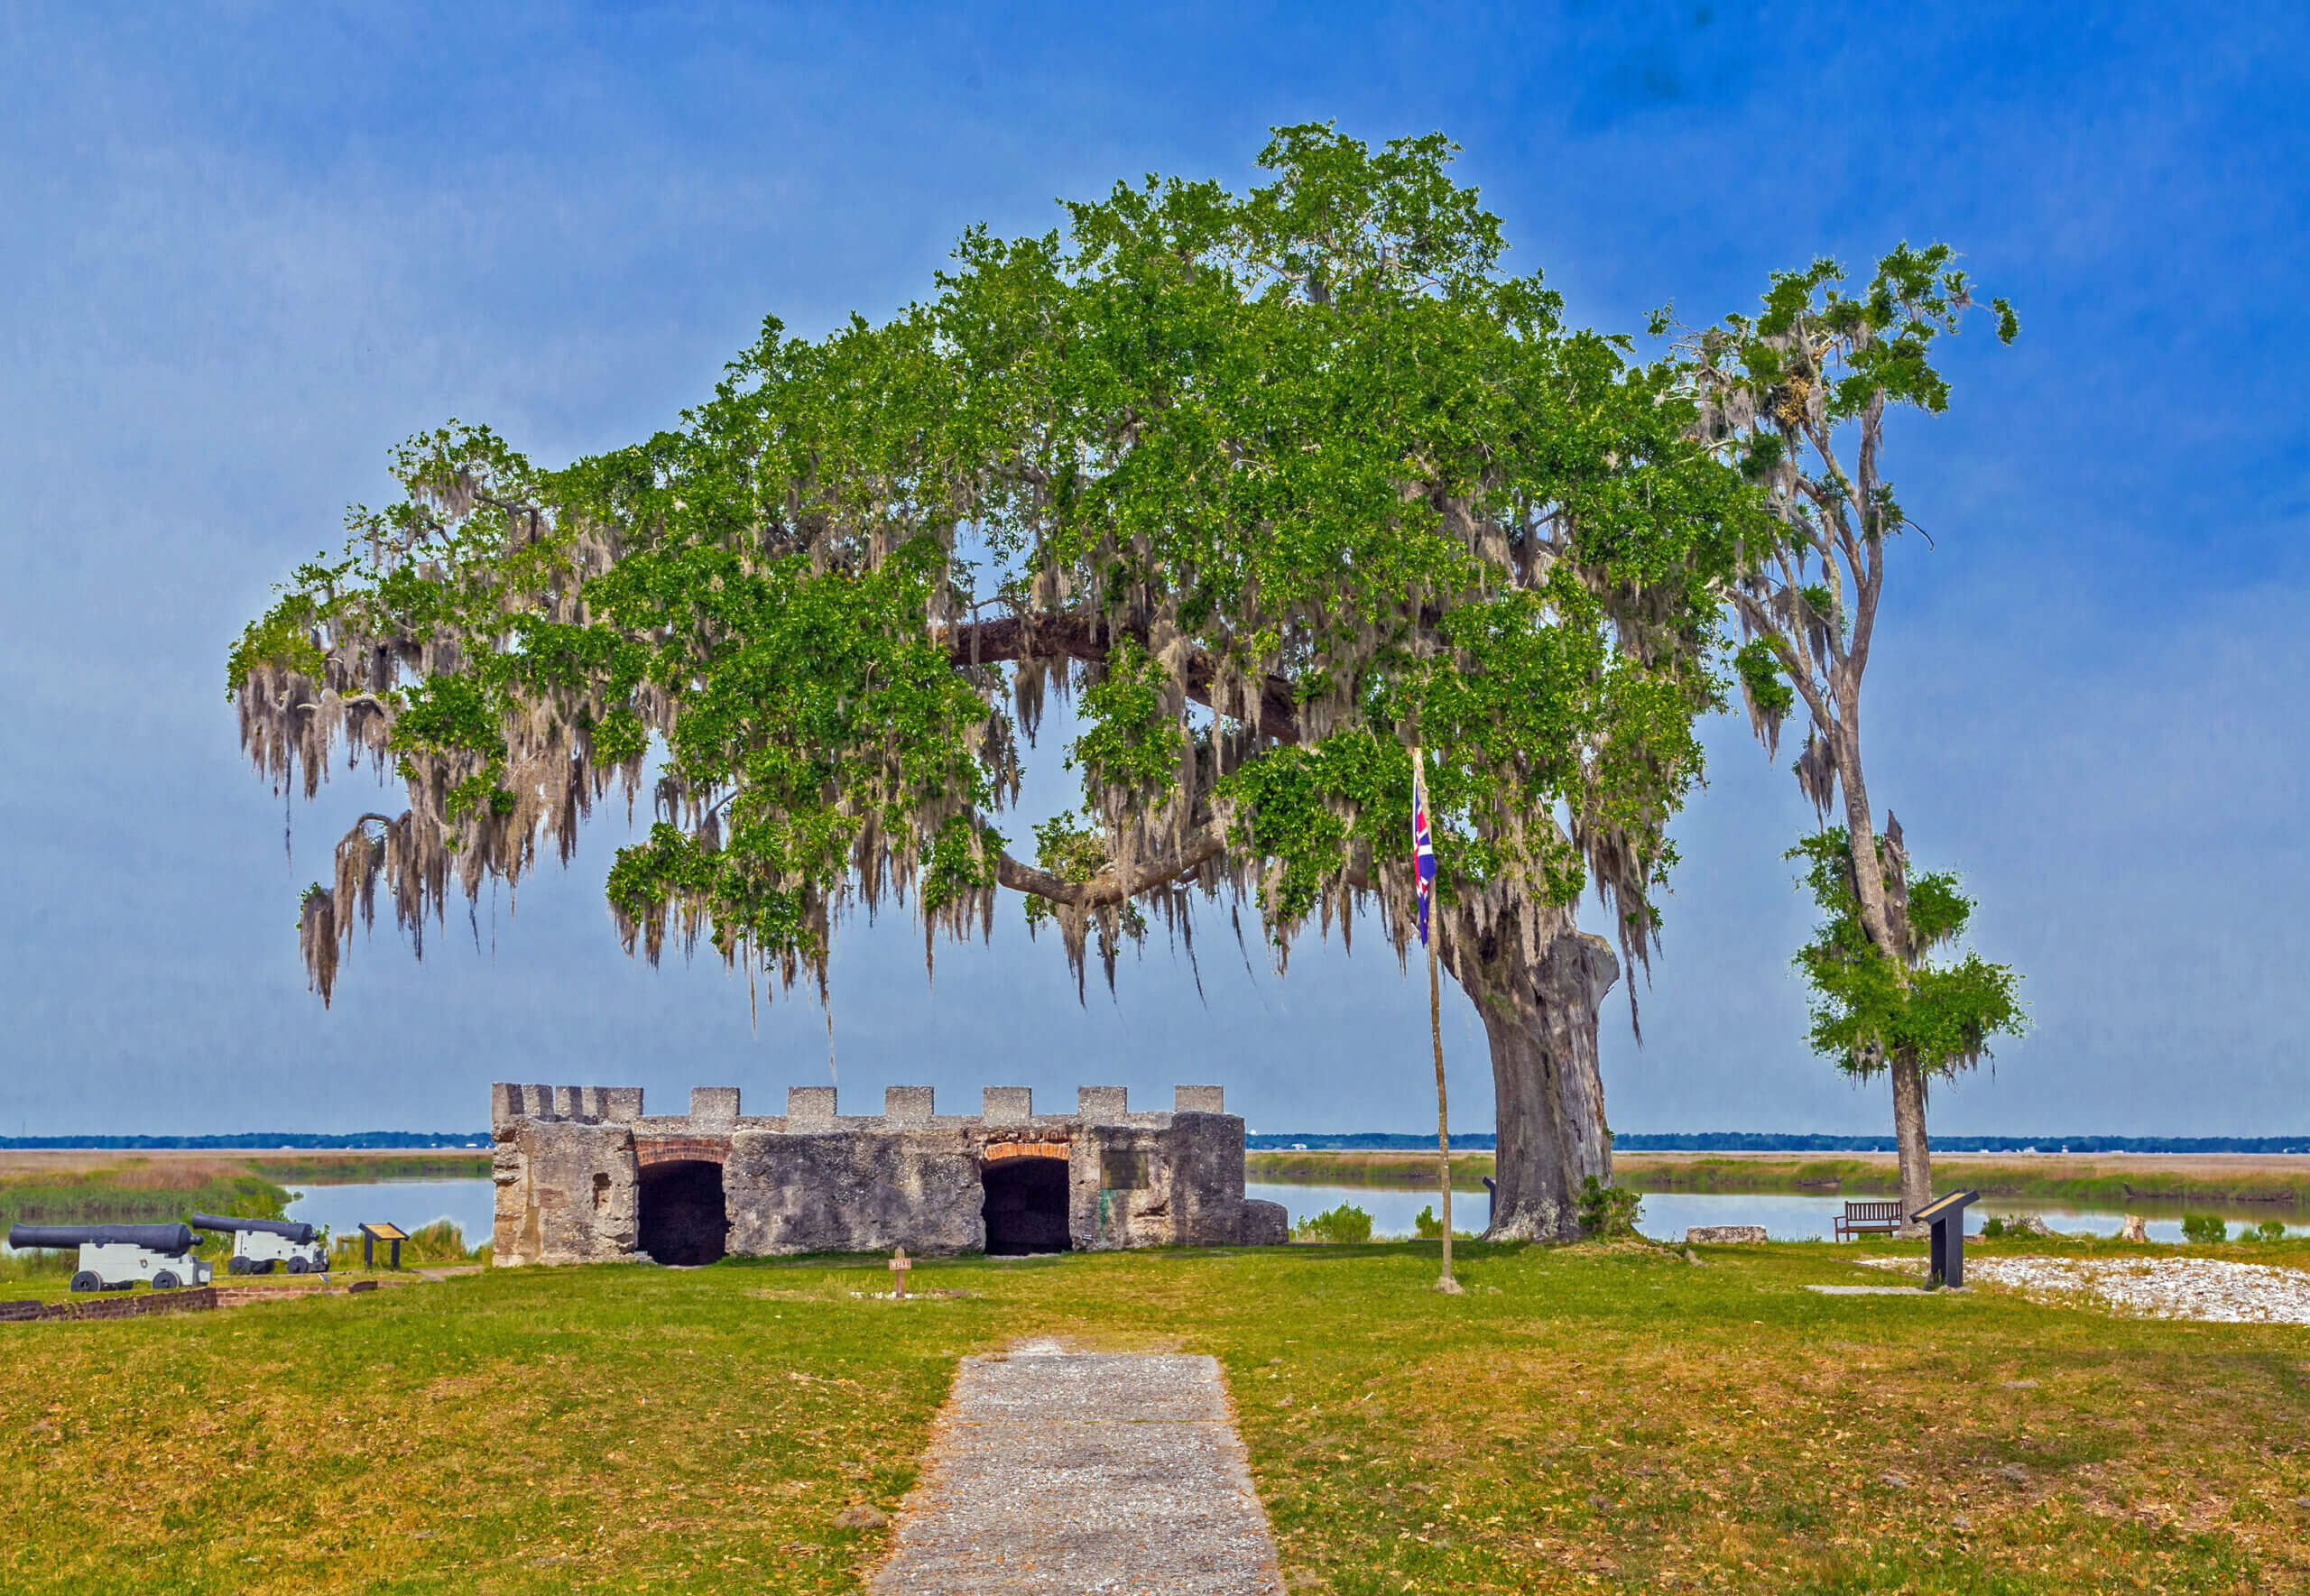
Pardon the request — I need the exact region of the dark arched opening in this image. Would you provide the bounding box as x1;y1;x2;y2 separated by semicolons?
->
638;1159;726;1266
982;1157;1072;1255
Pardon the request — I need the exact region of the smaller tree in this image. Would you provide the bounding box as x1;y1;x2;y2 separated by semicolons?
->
1787;829;2024;1147
1667;243;2022;1223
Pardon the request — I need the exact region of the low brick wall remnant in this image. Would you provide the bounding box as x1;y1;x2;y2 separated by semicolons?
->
0;1287;221;1324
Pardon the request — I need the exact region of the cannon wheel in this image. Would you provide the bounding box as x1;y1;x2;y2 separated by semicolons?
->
285;1257;309;1276
69;1270;100;1294
227;1256;248;1276
151;1270;180;1290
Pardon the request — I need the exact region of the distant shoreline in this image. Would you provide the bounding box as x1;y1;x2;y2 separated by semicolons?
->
6;1130;2306;1154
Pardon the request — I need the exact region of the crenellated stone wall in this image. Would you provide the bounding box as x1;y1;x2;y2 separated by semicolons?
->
489;1081;1288;1265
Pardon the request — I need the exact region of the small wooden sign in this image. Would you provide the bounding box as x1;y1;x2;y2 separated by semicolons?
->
888;1247;911;1299
358;1222;408;1270
1909;1190;1982;1289
1908;1190;1979;1226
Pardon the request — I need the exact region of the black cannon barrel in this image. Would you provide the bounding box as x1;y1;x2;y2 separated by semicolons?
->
188;1213;319;1245
8;1222;197;1253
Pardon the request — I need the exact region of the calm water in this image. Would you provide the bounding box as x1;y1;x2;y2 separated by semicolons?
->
1244;1182;2310;1243
284;1179;496;1245
1;1177;499;1256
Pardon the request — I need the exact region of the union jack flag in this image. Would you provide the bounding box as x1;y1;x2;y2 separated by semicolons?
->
1413;761;1436;946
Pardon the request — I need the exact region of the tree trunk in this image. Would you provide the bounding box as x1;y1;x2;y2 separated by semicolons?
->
1441;909;1620;1241
1834;739;1933;1235
1890;1050;1932;1237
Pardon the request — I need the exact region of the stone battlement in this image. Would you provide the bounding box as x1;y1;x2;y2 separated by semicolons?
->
486;1078;1280;1267
490;1082;1225;1135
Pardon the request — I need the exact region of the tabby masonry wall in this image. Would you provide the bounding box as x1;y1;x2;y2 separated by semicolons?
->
490;1083;1287;1265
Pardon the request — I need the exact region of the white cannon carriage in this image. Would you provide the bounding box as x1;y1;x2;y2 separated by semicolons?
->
7;1222;214;1292
189;1213;329;1276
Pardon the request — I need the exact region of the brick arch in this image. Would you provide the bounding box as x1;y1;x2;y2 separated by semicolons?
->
982;1139;1072;1163
636;1136;730;1169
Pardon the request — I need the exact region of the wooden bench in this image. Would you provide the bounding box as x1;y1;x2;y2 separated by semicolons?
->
1834;1200;1904;1240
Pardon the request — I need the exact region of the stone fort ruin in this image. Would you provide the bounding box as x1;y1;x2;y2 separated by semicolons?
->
490;1082;1289;1266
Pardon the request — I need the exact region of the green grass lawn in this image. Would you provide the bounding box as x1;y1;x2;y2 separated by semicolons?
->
5;1239;2306;1593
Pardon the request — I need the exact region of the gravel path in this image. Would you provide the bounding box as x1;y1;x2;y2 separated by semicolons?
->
871;1339;1285;1595
1860;1254;2310;1323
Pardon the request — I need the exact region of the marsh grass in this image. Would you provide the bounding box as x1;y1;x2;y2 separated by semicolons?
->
325;1219;489;1270
1246;1150;2310;1212
0;1167;291;1229
0;1247;74;1282
3;1239;2307;1592
1292;1203;1376;1243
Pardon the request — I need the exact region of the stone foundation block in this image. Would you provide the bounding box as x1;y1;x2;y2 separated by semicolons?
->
1239;1199;1290;1246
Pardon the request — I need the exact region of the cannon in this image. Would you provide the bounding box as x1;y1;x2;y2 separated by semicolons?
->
188;1213;329;1276
7;1222;212;1292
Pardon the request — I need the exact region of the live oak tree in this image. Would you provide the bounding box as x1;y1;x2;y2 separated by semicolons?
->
230;127;1752;1240
1669;246;2027;1223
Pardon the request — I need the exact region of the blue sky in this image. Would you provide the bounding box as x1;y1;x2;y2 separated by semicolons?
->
2;3;2304;1137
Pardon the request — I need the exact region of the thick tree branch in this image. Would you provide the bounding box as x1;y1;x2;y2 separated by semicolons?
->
992;825;1228;909
943;613;1306;744
1845;404;1890;677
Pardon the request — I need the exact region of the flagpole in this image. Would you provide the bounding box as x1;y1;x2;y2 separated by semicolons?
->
1414;745;1461;1295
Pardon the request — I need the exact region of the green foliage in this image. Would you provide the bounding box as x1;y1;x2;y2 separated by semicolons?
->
1787;830;2025;1081
1705;243;2016;429
2253;1220;2288;1243
231;125;1755;1010
1292;1203;1375;1243
2181;1213;2229;1245
1411;1204;1474;1241
1068;638;1184;798
1981;1214;2006;1239
1575;1176;1642;1238
1732;639;1793;720
1684;241;2021;741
